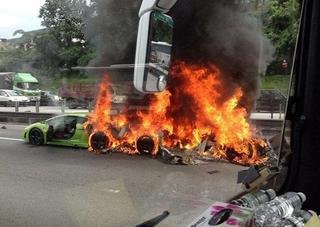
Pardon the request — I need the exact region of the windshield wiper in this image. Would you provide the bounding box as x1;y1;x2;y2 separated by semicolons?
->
136;211;170;227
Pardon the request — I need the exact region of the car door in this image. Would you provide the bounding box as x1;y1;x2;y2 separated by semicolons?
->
75;116;89;145
60;116;89;147
46;115;67;141
47;115;88;147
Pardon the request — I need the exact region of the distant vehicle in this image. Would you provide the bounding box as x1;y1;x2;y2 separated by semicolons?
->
58;81;101;109
58;80;147;110
23;113;89;147
0;72;41;102
40;91;61;106
0;89;30;106
150;41;172;70
255;89;287;112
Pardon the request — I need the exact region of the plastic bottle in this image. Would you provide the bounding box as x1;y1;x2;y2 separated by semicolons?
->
230;189;276;208
281;217;304;227
254;192;306;227
280;210;313;227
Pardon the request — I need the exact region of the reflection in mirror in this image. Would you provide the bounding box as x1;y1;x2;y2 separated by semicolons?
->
144;11;173;92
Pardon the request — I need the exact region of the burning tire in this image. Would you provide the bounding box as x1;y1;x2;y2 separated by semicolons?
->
89;132;110;151
136;136;155;155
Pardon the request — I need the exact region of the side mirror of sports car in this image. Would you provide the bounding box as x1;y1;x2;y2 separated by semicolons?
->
76;124;84;130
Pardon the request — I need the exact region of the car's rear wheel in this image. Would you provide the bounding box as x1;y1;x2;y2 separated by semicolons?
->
136;135;155;156
29;128;44;146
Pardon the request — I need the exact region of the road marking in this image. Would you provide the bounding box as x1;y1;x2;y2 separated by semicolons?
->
0;137;24;142
0;124;28;127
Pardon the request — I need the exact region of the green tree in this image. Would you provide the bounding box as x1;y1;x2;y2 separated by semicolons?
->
262;0;300;74
0;42;39;72
38;0;94;70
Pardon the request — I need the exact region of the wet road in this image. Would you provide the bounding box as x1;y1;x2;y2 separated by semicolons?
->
0;124;245;227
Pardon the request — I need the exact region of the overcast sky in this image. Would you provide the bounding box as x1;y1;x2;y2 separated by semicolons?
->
0;0;45;39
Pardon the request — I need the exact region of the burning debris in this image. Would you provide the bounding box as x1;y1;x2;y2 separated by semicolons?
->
157;146;187;165
84;62;272;165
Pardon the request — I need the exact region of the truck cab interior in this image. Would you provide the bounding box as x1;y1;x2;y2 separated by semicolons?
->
279;0;320;213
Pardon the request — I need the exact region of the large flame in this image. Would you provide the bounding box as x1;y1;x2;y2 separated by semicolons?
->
85;62;267;165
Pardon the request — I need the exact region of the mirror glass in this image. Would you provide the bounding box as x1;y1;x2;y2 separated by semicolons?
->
144;12;173;92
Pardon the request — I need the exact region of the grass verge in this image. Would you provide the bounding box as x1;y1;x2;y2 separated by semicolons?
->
261;75;290;94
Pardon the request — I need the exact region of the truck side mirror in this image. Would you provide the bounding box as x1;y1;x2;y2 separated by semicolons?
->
134;11;173;93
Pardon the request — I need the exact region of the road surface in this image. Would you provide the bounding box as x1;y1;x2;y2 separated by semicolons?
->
0;124;246;227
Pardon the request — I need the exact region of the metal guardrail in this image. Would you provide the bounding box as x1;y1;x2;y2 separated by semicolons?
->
250;118;287;136
0;111;284;130
254;89;287;119
250;119;283;128
0;112;56;124
9;100;66;113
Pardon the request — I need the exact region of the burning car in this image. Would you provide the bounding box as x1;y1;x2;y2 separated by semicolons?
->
82;62;272;166
23;62;272;166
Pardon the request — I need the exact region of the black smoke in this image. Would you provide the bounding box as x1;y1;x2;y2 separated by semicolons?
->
169;0;273;108
85;0;142;66
85;0;273;109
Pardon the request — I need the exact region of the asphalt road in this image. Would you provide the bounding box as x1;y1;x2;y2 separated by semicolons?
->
0;124;245;227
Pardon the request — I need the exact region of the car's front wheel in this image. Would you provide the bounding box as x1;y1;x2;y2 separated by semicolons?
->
29;128;44;146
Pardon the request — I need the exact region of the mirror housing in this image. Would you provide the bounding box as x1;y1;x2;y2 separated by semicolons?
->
139;0;177;17
134;11;173;93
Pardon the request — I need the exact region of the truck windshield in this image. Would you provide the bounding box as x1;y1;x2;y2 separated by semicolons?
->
0;1;303;226
16;82;39;90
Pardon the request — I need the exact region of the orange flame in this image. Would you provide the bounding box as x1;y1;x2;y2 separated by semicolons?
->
85;62;268;164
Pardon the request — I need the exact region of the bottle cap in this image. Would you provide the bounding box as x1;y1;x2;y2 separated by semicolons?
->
266;189;276;200
297;192;306;202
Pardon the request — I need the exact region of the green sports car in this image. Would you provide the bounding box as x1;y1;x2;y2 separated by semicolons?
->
23;113;90;148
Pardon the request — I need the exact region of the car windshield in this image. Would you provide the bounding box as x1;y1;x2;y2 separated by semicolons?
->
6;90;20;96
0;1;305;226
20;82;39;90
42;91;54;95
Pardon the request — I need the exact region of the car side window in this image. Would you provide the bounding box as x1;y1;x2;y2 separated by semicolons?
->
77;117;87;125
63;116;77;125
0;91;5;96
46;117;64;128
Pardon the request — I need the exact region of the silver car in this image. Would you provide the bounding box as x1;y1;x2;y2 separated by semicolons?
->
0;89;30;106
